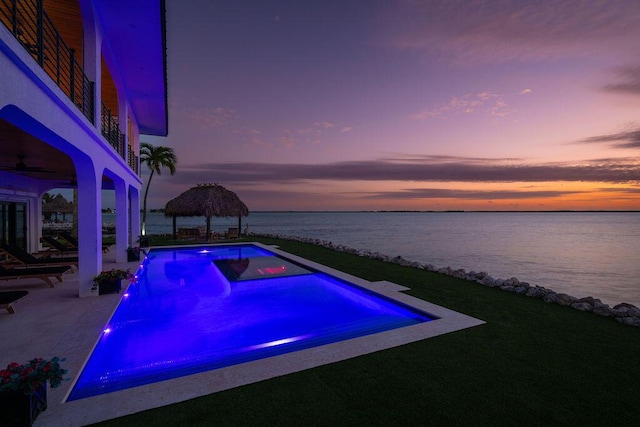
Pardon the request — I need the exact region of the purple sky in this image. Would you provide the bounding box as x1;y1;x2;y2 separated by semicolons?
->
142;0;640;211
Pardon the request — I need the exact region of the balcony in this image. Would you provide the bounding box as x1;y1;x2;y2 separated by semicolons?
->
0;0;139;174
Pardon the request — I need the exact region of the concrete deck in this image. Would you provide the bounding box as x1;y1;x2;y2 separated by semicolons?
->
0;243;484;426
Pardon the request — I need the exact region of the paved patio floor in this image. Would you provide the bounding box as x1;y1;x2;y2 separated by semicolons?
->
0;247;137;426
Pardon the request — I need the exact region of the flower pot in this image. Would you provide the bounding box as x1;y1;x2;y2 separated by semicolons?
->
0;383;47;426
126;251;140;262
99;278;122;295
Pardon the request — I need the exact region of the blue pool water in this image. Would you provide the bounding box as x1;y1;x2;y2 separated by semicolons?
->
67;244;433;401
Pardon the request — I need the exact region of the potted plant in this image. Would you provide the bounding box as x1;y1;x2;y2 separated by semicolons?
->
138;234;150;247
0;357;67;426
126;246;141;262
92;268;132;295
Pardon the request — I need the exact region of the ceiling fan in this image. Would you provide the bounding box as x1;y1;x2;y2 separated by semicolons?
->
1;155;56;174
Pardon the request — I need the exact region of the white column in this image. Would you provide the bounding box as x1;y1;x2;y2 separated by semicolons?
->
114;178;128;262
76;160;102;297
129;186;141;246
82;13;102;126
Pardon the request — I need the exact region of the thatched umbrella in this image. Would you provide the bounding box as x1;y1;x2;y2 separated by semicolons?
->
164;183;249;241
42;194;73;221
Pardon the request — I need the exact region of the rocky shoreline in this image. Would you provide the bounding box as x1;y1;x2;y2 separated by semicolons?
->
250;232;640;328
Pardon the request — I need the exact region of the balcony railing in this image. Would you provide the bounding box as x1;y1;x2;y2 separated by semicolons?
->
128;145;139;175
0;0;94;123
101;102;126;156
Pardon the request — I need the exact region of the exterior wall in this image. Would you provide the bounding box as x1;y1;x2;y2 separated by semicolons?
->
0;3;144;296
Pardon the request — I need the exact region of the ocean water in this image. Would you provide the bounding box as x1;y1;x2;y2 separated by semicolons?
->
106;211;640;307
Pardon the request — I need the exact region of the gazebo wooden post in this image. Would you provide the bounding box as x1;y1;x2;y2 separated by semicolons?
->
172;215;177;239
238;215;241;238
205;217;211;242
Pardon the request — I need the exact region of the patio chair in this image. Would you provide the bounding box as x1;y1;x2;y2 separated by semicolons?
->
0;290;29;314
225;227;239;239
41;236;78;257
177;227;203;240
0;243;78;269
0;264;71;288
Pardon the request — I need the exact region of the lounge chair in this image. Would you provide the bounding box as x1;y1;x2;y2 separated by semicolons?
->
58;231;79;247
0;243;78;269
0;264;71;288
41;236;78;257
59;232;110;253
0;290;29;314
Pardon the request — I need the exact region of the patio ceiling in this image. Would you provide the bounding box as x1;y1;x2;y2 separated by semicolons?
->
0;118;115;188
0;118;75;183
93;0;168;137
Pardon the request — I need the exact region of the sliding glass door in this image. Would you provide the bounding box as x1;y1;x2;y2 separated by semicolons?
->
0;201;27;249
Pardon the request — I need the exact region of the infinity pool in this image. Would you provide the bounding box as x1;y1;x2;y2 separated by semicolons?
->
67;244;435;400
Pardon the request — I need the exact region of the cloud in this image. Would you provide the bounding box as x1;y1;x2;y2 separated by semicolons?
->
178;155;640;185
276;131;296;148
598;186;640;194
192;107;237;128
578;128;640;149
315;121;335;129
519;88;532;95
602;64;640;95
410;91;512;120
273;121;350;147
362;188;582;200
379;0;640;63
385;154;523;163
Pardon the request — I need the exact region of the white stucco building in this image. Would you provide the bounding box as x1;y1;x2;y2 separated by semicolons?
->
0;0;168;296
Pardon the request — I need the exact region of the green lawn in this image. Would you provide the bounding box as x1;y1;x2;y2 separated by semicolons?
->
94;237;640;426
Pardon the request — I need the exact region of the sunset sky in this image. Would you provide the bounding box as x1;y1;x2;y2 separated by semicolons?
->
142;0;640;211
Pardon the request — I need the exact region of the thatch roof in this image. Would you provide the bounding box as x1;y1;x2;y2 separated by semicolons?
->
164;184;249;218
42;194;73;213
165;184;249;241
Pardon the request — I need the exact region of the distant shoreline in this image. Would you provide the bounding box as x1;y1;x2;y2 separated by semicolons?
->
233;210;640;214
141;209;640;214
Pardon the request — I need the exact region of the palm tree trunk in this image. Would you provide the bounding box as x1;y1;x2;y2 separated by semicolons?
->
141;170;155;236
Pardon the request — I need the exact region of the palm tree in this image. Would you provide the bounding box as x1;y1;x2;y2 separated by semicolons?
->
140;142;177;236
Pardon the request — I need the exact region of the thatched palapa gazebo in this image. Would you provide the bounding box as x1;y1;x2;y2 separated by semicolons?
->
42;194;73;221
164;183;249;241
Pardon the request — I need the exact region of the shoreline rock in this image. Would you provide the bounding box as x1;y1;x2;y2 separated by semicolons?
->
249;232;640;328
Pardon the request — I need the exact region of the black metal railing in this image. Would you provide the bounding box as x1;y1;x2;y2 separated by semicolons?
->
0;0;94;122
101;102;125;155
128;146;139;175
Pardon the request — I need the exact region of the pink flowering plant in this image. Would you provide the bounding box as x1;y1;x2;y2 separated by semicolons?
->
92;268;133;291
0;357;68;394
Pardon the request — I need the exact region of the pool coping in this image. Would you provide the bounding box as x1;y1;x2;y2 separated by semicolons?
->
37;242;485;426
